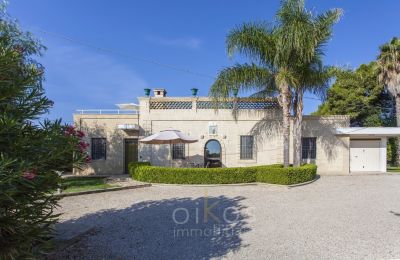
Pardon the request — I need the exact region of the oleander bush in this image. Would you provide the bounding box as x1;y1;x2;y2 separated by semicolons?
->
0;7;88;258
129;162;316;185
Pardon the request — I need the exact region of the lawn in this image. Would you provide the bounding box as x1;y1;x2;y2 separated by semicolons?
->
61;177;117;193
387;166;400;173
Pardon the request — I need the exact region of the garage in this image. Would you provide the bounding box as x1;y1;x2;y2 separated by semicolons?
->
336;127;400;173
350;140;381;172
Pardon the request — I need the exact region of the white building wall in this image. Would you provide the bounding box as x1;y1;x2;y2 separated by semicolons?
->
72;96;351;175
73;114;140;175
301;116;350;175
380;137;387;172
139;119;283;167
138;97;351;174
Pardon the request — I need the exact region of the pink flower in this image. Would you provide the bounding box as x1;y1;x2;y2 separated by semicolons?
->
85;156;92;163
22;171;36;180
64;125;76;136
76;130;85;138
78;141;89;149
77;141;89;153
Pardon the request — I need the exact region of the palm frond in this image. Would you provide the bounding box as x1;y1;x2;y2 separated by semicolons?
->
248;88;279;98
275;1;341;67
209;63;276;99
377;37;400;96
314;8;342;46
275;0;314;64
302;66;330;99
226;23;276;66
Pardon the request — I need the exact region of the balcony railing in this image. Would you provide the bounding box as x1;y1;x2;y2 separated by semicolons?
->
75;109;139;115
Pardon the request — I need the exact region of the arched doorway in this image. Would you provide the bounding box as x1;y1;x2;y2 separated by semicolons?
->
204;139;222;167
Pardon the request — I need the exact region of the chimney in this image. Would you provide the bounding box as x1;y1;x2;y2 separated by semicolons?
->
153;88;167;98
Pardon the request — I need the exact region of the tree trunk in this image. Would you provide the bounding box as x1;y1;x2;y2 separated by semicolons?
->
281;83;291;167
396;95;400;166
293;91;303;167
292;89;298;166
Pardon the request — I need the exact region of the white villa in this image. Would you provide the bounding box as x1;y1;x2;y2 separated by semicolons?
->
73;88;400;175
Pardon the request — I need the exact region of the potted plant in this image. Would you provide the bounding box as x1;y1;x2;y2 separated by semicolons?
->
144;88;151;97
190;88;198;96
232;88;239;97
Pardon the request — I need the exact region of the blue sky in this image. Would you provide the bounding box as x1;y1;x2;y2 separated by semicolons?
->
8;0;400;123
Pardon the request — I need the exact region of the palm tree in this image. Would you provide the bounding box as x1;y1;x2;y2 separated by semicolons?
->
210;0;341;167
292;60;331;166
378;37;400;165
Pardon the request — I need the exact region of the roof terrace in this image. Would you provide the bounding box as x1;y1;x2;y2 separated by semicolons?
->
75;109;139;115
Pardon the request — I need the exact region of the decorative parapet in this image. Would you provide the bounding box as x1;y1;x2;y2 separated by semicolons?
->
197;99;279;109
149;100;192;109
146;97;280;110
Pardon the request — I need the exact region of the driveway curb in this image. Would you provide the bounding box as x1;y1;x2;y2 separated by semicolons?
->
55;183;151;197
147;176;319;188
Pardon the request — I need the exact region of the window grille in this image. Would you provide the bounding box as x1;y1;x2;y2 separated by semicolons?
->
240;135;254;160
302;137;316;159
172;143;185;159
91;138;106;160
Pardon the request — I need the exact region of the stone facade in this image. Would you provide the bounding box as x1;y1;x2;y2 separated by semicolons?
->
73;96;351;175
299;116;350;175
138;97;350;174
73;114;139;175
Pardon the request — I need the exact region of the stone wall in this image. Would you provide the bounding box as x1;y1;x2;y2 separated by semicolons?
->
138;97;350;174
73;114;139;175
73;97;350;175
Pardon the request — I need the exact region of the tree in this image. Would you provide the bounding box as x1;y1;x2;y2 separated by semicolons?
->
210;0;340;167
378;37;400;165
0;5;89;258
314;62;390;126
291;61;331;166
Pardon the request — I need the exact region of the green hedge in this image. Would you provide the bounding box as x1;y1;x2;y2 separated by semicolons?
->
128;161;151;175
255;164;317;185
129;162;316;185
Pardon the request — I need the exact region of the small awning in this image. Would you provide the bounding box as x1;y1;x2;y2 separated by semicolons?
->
116;103;140;110
335;127;400;137
139;130;198;144
117;124;139;131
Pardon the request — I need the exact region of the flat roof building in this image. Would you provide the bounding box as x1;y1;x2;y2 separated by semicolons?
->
73;89;400;175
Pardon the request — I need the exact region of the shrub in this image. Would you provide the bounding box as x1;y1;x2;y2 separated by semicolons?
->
0;8;88;258
255;164;317;185
129;162;151;179
131;163;316;185
132;166;257;184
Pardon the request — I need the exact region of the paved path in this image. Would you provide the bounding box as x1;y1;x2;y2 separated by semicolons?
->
52;175;400;260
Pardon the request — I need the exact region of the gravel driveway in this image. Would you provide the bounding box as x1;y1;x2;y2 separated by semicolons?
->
52;174;400;260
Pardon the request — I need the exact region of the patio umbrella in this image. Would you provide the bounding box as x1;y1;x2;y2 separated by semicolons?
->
139;130;198;166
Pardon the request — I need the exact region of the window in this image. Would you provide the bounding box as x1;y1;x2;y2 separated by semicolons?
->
172;143;185;159
302;137;316;159
208;122;218;135
209;125;218;135
204;139;222;168
91;138;106;160
205;140;221;159
240;135;254;160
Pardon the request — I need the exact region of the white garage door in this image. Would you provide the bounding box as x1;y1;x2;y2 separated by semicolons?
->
350;140;381;172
